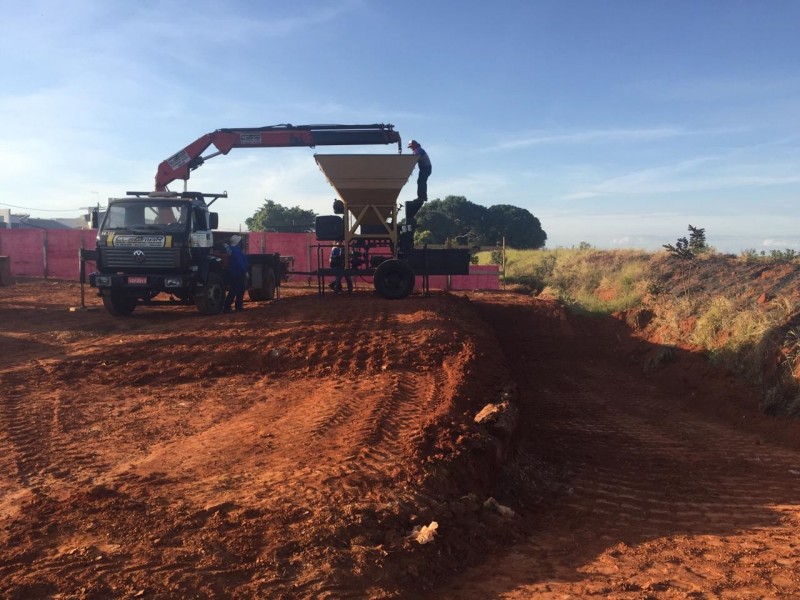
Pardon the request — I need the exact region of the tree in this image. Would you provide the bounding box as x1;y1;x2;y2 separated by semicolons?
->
413;229;435;246
415;204;460;242
245;200;317;233
414;196;547;249
663;236;694;260
417;196;489;245
687;224;708;255
663;224;709;296
663;224;708;260
487;204;547;249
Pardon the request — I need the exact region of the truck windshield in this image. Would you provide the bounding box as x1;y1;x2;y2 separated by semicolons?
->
103;201;189;231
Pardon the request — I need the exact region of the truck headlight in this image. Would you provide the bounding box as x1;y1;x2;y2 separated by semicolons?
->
164;277;182;288
95;275;111;286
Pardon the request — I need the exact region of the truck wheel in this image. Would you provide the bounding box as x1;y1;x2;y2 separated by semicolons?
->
195;271;226;315
102;292;137;317
374;259;415;299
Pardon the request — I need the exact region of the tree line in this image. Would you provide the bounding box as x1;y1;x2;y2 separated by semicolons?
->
246;195;547;249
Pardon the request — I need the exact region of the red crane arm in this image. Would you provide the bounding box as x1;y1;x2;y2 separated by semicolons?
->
154;123;402;191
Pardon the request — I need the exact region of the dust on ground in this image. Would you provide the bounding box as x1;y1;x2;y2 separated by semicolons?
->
1;278;800;599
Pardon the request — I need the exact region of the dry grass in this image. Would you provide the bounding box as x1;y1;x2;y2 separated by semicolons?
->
476;246;800;415
485;247;651;313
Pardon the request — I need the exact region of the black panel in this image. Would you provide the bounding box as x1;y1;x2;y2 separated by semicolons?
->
315;216;344;240
406;248;471;275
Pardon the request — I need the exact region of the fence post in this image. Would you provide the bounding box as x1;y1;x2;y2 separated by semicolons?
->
0;256;12;286
42;230;48;279
70;247;97;312
307;240;313;287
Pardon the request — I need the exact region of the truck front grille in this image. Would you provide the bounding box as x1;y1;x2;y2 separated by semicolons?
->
101;247;181;270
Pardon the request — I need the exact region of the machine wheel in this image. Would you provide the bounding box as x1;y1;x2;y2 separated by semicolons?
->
195;271;226;315
102;292;137;317
374;259;415;299
247;267;276;302
263;267;277;301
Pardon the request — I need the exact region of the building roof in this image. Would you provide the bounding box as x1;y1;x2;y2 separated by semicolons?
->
9;216;74;230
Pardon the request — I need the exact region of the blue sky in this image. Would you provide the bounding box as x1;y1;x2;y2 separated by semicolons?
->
1;0;799;251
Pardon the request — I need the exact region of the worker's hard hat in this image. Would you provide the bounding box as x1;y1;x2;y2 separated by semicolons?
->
229;234;242;246
407;139;419;148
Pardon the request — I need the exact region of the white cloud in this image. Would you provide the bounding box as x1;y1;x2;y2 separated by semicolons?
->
762;238;800;249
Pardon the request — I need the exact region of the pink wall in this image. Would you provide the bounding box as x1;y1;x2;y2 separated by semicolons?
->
0;230;97;278
249;231;320;270
0;229;499;290
0;230;45;276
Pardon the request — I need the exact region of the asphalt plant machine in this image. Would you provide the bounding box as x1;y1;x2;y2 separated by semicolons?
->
313;154;470;299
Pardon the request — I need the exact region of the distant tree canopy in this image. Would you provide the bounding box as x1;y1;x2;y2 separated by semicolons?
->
412;196;547;249
244;196;547;248
245;200;317;233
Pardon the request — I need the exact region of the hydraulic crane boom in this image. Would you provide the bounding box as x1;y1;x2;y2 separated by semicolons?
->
155;123;402;191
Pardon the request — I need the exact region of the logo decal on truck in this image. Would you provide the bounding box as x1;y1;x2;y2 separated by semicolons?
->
110;234;168;248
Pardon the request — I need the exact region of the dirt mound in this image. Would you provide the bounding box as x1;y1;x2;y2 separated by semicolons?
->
0;280;519;599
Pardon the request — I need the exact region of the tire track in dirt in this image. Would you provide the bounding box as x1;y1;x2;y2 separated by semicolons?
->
0;372;38;495
339;371;438;483
430;294;800;598
42;297;452;597
0;367;101;498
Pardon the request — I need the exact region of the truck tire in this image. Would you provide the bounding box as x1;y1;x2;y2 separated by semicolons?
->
374;259;415;299
102;292;137;317
195;271;226;315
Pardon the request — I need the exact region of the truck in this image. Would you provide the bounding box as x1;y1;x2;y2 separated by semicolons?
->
89;124;402;316
88;190;282;316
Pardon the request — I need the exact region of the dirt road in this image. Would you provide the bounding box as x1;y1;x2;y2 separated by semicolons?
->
1;280;800;598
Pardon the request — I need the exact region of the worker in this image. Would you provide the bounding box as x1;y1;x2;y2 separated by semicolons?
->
407;139;431;202
328;240;352;294
224;234;249;312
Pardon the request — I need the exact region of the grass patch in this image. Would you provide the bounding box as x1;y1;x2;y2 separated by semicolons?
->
478;247;651;313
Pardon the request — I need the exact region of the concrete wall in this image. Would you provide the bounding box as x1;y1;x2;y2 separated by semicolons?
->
0;229;499;290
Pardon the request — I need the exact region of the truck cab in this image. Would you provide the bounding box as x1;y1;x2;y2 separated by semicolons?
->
90;191;227;316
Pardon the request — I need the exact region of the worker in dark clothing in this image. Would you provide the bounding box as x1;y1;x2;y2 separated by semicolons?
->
224;234;249;312
408;139;431;202
328;240;352;294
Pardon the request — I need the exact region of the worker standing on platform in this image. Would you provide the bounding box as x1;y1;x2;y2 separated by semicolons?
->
408;139;431;202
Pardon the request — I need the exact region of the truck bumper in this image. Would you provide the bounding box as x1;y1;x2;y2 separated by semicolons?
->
89;272;192;296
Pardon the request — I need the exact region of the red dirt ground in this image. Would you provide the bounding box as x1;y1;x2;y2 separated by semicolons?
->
2;278;800;599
